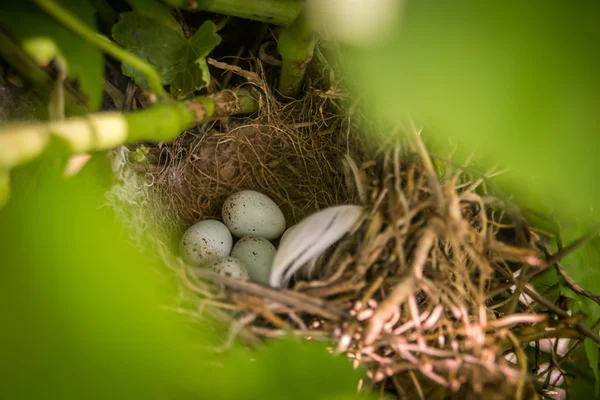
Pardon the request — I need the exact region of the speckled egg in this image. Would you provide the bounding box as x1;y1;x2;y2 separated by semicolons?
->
179;219;233;266
208;257;250;280
222;190;286;240
231;236;276;285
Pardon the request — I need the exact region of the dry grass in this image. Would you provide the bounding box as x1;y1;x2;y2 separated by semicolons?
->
143;62;358;226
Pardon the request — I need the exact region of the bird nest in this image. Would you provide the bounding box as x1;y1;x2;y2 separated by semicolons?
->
106;63;597;400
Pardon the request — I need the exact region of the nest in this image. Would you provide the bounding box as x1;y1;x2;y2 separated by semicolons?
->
107;62;598;400
142;64;355;226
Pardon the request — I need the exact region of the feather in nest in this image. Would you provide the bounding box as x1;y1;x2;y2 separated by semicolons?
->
269;205;365;288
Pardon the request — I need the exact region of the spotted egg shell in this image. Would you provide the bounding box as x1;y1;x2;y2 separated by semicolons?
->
231;236;277;285
208;257;250;280
179;219;233;266
222;190;286;240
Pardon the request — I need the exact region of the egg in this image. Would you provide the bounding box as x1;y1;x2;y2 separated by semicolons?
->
207;257;250;280
179;219;233;266
222;190;286;240
231;236;277;285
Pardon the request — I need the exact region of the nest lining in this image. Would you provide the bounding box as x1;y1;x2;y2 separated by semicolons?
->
107;64;597;400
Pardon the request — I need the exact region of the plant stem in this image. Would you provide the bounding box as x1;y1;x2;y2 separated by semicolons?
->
163;0;303;26
0;88;256;171
0;29;86;115
0;171;9;209
277;11;315;98
34;0;166;98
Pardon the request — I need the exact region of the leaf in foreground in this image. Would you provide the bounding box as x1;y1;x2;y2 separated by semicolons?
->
0;152;370;399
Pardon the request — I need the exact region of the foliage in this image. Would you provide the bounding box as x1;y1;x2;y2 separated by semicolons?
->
0;154;371;399
344;0;600;220
0;1;369;399
342;0;600;385
125;0;181;29
0;0;103;110
558;218;600;392
113;12;221;99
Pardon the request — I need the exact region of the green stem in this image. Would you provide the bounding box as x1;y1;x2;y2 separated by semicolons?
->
0;88;256;171
277;11;315;98
0;171;9;209
0;30;86;116
34;0;166;98
163;0;303;26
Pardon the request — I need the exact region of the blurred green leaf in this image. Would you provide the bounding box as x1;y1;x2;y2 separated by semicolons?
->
125;0;180;30
112;13;220;98
345;3;600;389
0;150;370;399
205;340;371;400
345;0;600;219
0;0;104;111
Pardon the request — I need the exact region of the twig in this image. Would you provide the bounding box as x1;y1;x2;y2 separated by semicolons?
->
207;58;261;84
555;263;600;307
408;120;444;213
35;0;166;98
534;237;600;307
507;331;527;400
488;314;547;329
195;269;346;320
545;224;600;266
0;29;86;115
492;262;600;344
408;370;425;400
213;313;257;352
365;276;417;345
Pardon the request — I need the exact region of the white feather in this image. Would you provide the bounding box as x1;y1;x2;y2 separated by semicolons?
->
269;205;364;288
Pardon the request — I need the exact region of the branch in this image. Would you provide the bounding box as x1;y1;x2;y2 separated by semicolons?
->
34;0;166;98
545;224;600;266
0;88;256;171
277;10;315;98
491;260;600;345
0;29;86;116
556;262;600;307
163;0;303;26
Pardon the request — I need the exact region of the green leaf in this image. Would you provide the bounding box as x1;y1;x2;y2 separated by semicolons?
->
0;0;104;111
112;13;221;99
556;217;600;392
575;298;600;394
125;0;180;30
344;0;600;220
564;354;600;399
170;21;221;98
1;153;373;399
204;339;371;399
